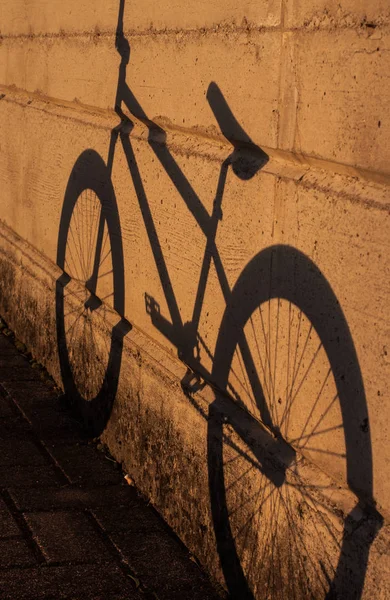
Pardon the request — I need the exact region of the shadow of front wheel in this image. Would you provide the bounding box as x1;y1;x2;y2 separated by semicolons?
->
208;244;378;599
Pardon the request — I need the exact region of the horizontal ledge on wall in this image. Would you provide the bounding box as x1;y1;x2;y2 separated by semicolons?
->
1;19;390;41
1;83;390;200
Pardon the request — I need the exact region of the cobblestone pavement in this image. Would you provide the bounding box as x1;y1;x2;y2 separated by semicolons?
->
0;328;223;600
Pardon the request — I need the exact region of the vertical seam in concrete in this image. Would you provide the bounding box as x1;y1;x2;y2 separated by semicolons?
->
275;0;285;147
272;1;286;249
277;1;299;154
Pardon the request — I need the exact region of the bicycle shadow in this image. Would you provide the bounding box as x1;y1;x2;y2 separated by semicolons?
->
55;1;383;597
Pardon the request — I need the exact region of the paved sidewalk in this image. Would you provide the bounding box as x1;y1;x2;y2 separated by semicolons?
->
0;327;222;600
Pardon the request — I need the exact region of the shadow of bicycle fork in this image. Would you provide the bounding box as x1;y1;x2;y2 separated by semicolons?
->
177;361;299;492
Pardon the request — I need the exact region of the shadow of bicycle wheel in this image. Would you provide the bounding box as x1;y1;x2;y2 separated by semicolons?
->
56;149;130;437
208;244;381;599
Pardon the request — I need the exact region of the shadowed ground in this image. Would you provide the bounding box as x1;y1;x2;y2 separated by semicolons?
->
0;323;223;600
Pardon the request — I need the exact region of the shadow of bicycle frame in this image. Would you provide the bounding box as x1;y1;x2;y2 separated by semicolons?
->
55;1;383;597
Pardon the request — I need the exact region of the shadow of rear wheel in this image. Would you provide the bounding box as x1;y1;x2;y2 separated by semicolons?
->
56;149;127;436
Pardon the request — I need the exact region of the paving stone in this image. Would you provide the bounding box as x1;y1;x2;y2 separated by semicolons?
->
27;409;85;443
0;536;37;567
0;496;21;537
45;442;122;486
110;530;219;600
1;379;59;411
25;510;114;564
0;438;47;467
0;416;32;439
19;404;84;442
0;381;84;441
0;392;18;418
10;484;138;512
0;464;62;488
0;365;42;382
93;501;170;536
0;564;143;599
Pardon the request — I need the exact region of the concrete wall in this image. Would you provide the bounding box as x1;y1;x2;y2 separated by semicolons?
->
0;1;389;597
